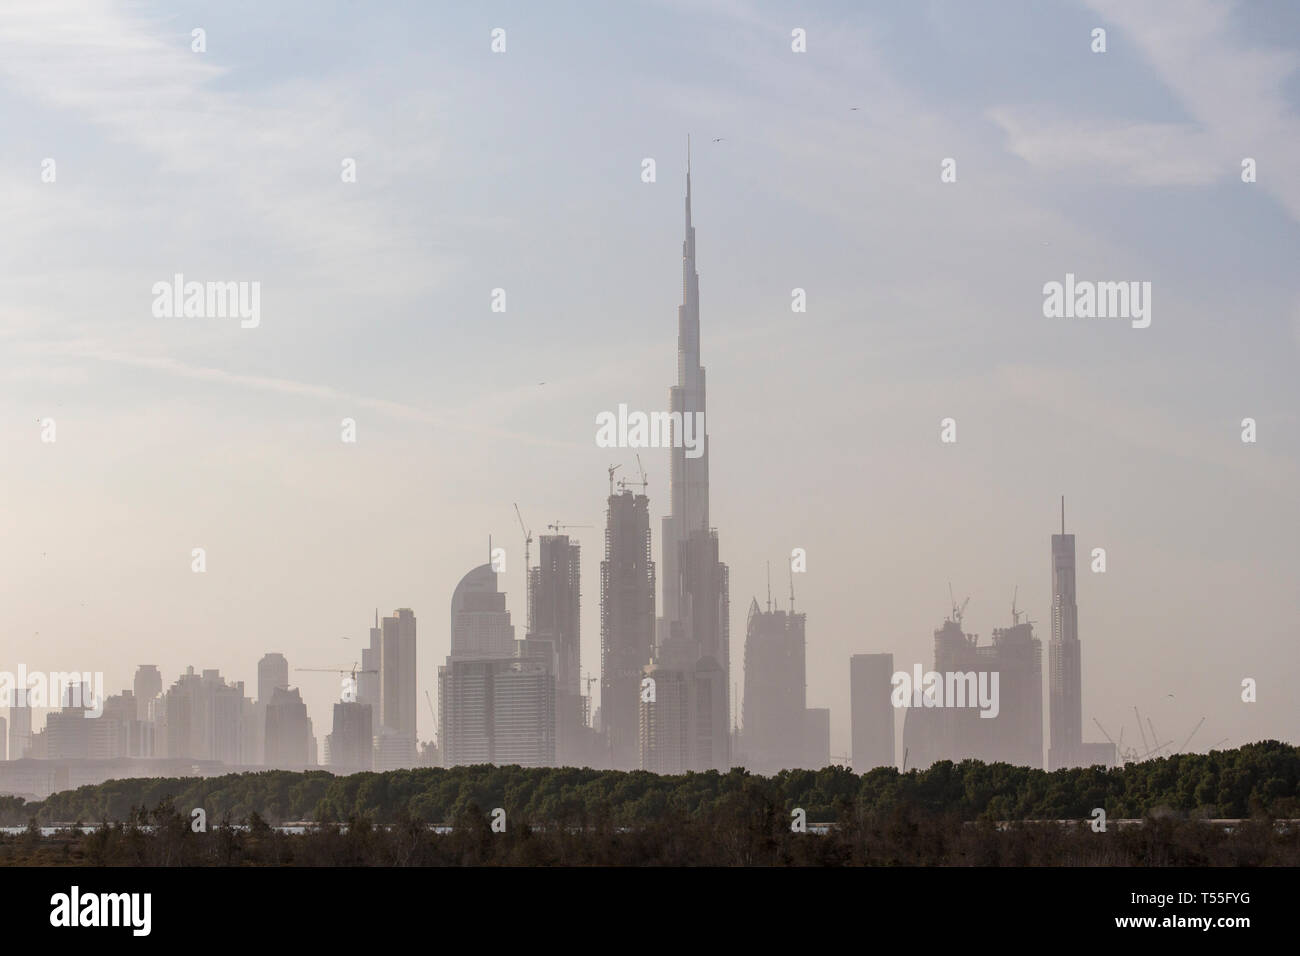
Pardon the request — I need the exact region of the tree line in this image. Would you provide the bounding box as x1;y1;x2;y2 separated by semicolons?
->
5;740;1298;829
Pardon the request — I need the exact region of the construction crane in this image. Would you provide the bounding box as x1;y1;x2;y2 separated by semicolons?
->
1176;716;1206;754
295;663;377;701
547;521;592;534
1147;716;1162;756
295;663;375;682
948;583;969;626
1134;706;1149;753
513;502;533;576
618;453;649;495
1095;717;1143;766
607;463;621;496
425;690;436;722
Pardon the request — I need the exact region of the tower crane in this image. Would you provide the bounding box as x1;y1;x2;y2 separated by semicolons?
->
618;453;649;495
948;583;970;626
547;521;592;534
513;501;533;574
295;663;377;701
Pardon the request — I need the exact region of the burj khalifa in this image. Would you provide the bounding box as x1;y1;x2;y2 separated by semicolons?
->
642;142;731;773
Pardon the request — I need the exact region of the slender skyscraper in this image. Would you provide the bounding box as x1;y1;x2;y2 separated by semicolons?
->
601;486;655;770
646;145;730;772
373;608;418;769
530;534;583;764
381;609;418;738
1048;497;1082;770
359;611;381;711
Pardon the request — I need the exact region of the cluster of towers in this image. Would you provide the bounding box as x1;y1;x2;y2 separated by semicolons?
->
438;156;735;773
2;160;1112;790
852;502;1113;774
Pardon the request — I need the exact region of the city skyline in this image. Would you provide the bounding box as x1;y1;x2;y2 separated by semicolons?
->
3;0;1298;769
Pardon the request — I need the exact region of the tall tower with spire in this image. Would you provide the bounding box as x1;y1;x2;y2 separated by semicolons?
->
1048;496;1082;770
643;144;730;773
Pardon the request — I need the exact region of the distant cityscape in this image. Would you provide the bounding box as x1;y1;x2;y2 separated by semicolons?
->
2;163;1115;802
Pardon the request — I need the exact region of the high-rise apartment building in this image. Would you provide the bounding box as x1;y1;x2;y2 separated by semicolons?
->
850;653;896;772
133;665;162;722
440;562;556;767
741;596;807;774
326;700;373;774
600;488;655;770
530;534;583;764
7;689;32;760
264;685;313;768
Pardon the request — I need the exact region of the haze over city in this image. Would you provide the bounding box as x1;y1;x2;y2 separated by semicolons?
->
2;0;1298;766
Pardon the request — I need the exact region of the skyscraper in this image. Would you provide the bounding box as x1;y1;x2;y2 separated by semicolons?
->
379;613;416;749
254;652;290;766
7;689;32;760
850;653;896;772
803;707;830;769
1048;498;1082;770
530;534;583;764
156;666;247;763
257;653;289;705
358;611;381;711
450;563;516;659
133;665;161;722
326;700;373;774
645;149;731;773
741;595;806;774
264;685;313;769
440;562;556;767
989;612;1044;769
600;487;656;770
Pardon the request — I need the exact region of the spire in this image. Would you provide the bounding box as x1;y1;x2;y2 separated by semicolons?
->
766;561;772;613
1061;495;1065;534
789;563;795;613
684;134;693;234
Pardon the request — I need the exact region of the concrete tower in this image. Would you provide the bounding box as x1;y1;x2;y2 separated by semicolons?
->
647;144;731;772
1048;497;1082;770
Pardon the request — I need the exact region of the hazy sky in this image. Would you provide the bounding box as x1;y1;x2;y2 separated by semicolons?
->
3;0;1298;761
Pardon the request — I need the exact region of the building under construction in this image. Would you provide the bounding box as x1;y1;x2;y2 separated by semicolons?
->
600;485;655;771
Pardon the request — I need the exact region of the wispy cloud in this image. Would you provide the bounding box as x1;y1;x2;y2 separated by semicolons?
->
20;340;584;449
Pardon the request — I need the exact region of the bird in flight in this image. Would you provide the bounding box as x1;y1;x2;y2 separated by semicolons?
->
712;137;723;143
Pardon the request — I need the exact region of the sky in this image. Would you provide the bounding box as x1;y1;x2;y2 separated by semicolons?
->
2;0;1298;762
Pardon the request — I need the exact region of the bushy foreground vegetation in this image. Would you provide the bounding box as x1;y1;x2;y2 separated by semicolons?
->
1;742;1298;864
8;740;1299;827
